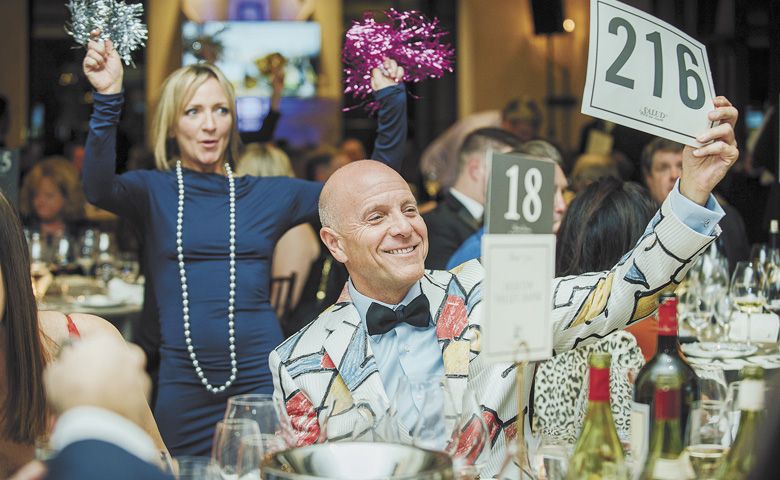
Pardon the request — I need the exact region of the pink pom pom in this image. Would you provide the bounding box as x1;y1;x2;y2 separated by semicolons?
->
343;9;455;112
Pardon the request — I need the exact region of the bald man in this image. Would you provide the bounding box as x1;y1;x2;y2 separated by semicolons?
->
269;97;740;478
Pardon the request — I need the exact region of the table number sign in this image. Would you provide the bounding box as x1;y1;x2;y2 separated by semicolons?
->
582;0;717;147
482;151;555;362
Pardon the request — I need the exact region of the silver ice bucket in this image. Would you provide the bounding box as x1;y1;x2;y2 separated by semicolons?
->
262;442;454;480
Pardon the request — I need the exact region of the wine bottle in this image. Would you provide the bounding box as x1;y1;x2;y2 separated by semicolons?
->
566;352;625;480
638;374;695;480
715;365;765;480
631;292;700;467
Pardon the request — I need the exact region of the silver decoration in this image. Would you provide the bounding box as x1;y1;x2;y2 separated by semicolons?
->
66;0;148;66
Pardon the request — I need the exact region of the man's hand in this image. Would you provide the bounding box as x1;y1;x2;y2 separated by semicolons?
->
371;57;404;92
44;334;151;428
82;29;124;95
679;96;739;205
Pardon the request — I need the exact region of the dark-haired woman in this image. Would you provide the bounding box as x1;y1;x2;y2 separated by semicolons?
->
0;191;166;477
556;177;658;358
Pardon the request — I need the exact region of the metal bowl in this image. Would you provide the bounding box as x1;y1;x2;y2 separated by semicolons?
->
262;442;454;480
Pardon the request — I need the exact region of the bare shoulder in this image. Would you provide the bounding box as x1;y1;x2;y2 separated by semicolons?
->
67;313;124;340
37;310;123;344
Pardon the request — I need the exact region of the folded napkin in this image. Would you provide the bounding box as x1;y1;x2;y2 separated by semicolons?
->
107;278;144;305
729;312;780;342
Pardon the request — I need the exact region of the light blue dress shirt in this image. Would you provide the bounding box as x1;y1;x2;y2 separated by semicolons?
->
347;279;445;431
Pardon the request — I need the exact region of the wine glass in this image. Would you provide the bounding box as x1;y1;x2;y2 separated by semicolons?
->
750;243;769;271
236;434;265;480
224;394;289;455
211;419;261;479
170;456;221;480
729;261;766;346
684;400;731;479
764;260;780;316
679;286;710;341
530;434;571;480
692;364;728;402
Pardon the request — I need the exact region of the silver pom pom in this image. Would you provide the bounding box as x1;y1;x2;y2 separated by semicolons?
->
66;0;148;67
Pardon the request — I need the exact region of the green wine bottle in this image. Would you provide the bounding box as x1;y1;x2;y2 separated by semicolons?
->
638;375;695;480
714;365;765;480
566;352;625;480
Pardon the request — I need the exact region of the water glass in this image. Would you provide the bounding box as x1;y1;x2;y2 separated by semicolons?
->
224;394;288;454
211;419;261;478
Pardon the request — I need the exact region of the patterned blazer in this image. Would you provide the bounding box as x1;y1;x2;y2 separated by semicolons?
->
269;197;717;477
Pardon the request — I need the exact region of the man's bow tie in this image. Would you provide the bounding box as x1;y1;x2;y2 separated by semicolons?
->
366;294;431;336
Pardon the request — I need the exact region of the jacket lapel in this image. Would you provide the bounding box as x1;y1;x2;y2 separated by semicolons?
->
321;296;390;422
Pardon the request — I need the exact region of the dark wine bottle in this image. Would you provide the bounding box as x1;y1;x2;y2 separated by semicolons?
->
631;292;700;467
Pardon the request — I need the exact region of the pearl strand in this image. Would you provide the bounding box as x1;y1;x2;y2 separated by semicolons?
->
176;161;238;394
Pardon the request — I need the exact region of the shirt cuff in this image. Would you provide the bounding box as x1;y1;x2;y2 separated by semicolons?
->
51;406;159;464
667;179;725;235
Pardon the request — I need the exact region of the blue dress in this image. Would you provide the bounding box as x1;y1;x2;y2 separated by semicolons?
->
82;85;406;456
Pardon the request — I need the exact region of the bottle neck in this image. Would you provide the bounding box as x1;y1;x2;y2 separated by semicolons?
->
589;366;610;403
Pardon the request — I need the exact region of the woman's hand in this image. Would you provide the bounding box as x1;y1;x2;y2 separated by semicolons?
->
371;57;404;92
82;29;123;95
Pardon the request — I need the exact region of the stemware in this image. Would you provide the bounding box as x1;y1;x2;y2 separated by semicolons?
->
764;260;780;316
169;456;221;480
211;419;261;479
530;434;571;480
236;434;265;480
684;400;731;480
692;364;728;402
729;261;766;346
224;394;289;455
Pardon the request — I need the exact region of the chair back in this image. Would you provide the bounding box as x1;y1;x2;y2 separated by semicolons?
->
270;272;297;320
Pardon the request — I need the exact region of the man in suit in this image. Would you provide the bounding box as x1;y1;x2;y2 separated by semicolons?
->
423;127;522;269
12;335;171;480
641;137;750;272
270;97;739;477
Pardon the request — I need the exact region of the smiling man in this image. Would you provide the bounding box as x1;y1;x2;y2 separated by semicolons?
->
269;96;740;478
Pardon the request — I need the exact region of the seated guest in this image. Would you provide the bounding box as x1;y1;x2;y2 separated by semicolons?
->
641;137;749;273
445;139;569;269
12;335;172;480
555;177;658;357
270;96;739;477
423;128;521;269
236;143;321;335
0;191;166;477
19;157;87;265
569;153;621;194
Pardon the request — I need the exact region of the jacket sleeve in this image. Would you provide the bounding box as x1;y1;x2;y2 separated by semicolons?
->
369;84;407;171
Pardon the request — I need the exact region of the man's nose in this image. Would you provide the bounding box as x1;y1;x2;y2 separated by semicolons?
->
389;213;413;236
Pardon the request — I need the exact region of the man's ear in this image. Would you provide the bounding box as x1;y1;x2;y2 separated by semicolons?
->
320;227;348;263
466;154;484;182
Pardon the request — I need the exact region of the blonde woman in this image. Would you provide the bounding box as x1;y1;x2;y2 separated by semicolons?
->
80;31;407;456
237;143;320;334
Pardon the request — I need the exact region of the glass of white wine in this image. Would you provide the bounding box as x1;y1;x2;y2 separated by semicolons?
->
729;261;766;346
684;400;731;480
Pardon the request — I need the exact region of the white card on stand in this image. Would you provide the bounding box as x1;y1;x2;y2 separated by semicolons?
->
481;234;555;362
582;0;716;147
729;312;780;343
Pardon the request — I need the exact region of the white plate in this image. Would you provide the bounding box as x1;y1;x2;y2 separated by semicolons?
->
682;342;758;359
73;295;125;309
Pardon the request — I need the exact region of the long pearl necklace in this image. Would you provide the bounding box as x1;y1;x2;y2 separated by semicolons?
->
176;160;237;394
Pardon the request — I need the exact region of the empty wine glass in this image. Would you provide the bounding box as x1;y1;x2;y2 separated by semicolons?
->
530;434;571;480
679;286;711;340
76;228;98;275
236;434;265;480
764;261;780;316
224;394;289;456
730;261;766;346
693;364;728;402
684;400;731;479
211;419;260;479
169;456;221;480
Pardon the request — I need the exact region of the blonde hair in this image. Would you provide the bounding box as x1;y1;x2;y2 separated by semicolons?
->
236;143;294;178
19;156;85;222
151;64;241;170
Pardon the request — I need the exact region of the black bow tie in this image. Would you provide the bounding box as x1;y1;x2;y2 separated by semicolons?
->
366;294;431;336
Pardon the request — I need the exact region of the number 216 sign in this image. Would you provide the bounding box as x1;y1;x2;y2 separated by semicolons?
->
582;0;716;147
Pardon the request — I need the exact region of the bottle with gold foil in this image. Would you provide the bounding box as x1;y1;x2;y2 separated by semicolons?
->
638;374;695;480
566;352;625;480
714;365;765;480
